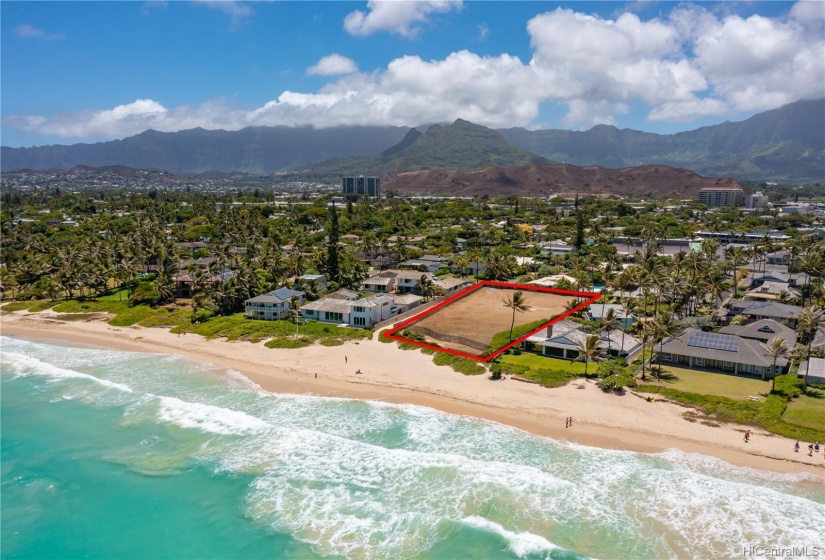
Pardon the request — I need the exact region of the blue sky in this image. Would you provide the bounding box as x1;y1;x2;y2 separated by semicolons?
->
2;1;823;147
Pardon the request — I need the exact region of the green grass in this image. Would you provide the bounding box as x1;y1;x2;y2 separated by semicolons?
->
1;300;60;312
637;374;825;442
432;352;486;375
320;339;344;347
172;315;372;343
645;365;771;401
52;293;130;315
264;337;310;349
484;319;554;356
501;353;589;375
782;389;825;432
518;368;585;388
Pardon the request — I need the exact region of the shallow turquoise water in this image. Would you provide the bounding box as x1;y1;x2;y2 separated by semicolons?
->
2;335;823;559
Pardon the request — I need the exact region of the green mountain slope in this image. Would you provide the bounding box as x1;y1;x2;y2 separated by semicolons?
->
296;119;552;177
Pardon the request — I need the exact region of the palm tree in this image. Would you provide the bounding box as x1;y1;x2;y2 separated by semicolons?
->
797;306;825;388
289;295;302;334
571;334;602;376
418;274;437;301
761;337;791;386
650;313;681;378
601;307;622;356
503;290;531;341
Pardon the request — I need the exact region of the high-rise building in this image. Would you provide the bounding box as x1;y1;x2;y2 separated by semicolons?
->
698;187;744;207
343;177;380;198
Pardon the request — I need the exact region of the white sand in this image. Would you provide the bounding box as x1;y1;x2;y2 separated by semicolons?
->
1;309;822;477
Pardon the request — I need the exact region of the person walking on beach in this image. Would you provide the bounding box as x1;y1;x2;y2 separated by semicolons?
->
794;441;800;453
345;356;347;363
743;430;750;443
808;444;814;456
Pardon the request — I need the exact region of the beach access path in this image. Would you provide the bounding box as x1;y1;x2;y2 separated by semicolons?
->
1;309;822;478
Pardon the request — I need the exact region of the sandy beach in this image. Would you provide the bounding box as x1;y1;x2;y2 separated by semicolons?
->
2;309;823;478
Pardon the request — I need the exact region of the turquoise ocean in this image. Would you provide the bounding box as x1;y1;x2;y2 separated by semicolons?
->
2;335;823;559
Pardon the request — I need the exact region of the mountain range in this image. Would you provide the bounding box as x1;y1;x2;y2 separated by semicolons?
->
2;99;823;182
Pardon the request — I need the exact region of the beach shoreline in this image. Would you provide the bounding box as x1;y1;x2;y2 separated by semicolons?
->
1;310;822;478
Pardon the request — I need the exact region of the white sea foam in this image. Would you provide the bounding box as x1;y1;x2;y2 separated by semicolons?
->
1;351;134;393
462;515;566;558
156;396;271;436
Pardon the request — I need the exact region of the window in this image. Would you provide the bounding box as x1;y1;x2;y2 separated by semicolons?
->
353;306;365;313
353;316;367;326
694;357;705;366
324;312;343;322
661;353;672;361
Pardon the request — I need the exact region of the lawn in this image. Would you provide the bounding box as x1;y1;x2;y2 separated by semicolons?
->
501;352;589;374
645;364;770;400
782;389;825;432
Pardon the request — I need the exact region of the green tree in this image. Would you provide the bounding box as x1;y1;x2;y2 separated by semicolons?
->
570;334;602;376
502;290;531;341
761;337;790;386
797;306;824;388
326;203;341;283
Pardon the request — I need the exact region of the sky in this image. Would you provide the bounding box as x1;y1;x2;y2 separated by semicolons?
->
1;1;824;147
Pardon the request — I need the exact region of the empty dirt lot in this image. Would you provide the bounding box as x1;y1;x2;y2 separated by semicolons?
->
407;286;574;355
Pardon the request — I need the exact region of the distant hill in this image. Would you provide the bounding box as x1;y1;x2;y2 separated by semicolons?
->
0;125;411;174
2;99;822;181
294;119;552;177
385;163;746;198
498;98;825;182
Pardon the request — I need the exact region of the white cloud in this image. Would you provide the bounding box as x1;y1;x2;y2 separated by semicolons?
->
6;1;824;139
477;23;489;40
306;54;359;76
195;0;252;29
14;24;64;40
344;0;462;37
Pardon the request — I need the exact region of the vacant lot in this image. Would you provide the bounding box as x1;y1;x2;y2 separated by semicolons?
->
407;286;573;355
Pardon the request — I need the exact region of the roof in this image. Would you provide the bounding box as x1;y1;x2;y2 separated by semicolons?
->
245;288;304;304
720;319;796;345
301;298;352;314
395;270;434;281
657;328;788;367
327;288;359;300
731;301;802;319
586;303;631;320
394;294;423;305
435;277;470;290
799;357;825;381
363;275;395;286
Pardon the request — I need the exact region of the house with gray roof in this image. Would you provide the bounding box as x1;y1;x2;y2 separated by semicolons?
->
720;319;797;347
244;288;305;321
745;281;799;301
727;301;802;327
798;357;825;384
585;303;637;329
655;328;789;378
395;270;436;294
525;319;642;360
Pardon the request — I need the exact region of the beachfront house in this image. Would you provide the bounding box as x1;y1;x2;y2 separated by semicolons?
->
244;288;305;321
525;319;642;360
301;293;395;328
434;277;472;294
655;328;790;378
392;294;424;314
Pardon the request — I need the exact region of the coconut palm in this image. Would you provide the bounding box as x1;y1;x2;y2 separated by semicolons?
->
651;313;681;378
761;337;791;386
418;274;437;301
571;334;602;376
797;306;825;388
503;290;532;341
601;307;622;356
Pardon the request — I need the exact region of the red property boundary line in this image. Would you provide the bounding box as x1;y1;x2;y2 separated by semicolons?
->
382;280;601;362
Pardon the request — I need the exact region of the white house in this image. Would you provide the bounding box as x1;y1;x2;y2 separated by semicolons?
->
301;293;395;328
244;288;305;321
395;271;435;294
362;272;397;293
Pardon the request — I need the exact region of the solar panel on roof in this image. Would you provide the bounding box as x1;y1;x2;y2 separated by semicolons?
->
687;332;740;352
